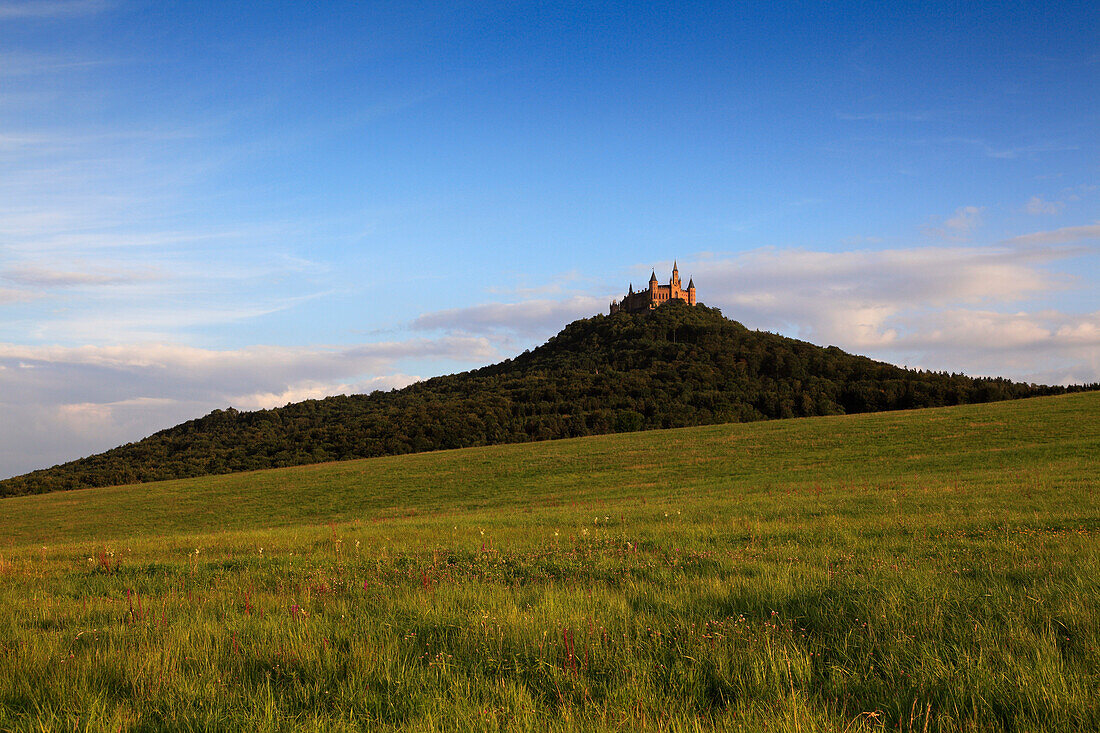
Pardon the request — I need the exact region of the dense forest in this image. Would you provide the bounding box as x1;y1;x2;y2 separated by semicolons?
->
2;302;1091;497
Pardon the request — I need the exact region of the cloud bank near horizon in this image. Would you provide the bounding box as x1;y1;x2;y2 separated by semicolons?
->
0;336;498;479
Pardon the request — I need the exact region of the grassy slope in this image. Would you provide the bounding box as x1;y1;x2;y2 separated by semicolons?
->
1;392;1098;731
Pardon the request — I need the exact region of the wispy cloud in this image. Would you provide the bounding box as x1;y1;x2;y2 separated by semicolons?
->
483;269;599;298
411;295;605;338
1005;223;1100;246
0;238;337;343
0;0;112;19
0;50;117;76
942;137;1080;160
984;142;1080;160
835;110;938;122
11;290;333;344
924;206;984;241
0;287;35;304
1;265;161;288
1024;196;1065;215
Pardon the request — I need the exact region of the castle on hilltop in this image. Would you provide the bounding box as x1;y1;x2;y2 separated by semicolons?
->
609;262;696;314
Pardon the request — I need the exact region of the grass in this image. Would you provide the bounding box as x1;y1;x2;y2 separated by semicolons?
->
0;392;1098;731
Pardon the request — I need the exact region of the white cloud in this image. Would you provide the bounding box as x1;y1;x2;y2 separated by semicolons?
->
947;206;984;232
835;110;937;122
1025;196;1065;215
673;247;1098;384
411;295;605;338
55;397;178;434
0;0;112;19
1005;223;1100;246
967;140;1081;160
926;206;985;240
483;269;596;297
0;287;34;304
1;265;160;287
230;374;421;410
0;337;501;478
0;50;113;76
695;245;1061;342
877;309;1100;384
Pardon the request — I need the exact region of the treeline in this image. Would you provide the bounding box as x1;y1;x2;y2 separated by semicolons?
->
2;302;1092;497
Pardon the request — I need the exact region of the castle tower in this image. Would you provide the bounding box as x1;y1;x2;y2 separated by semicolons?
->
648;269;659;309
687;277;696;306
671;261;681;293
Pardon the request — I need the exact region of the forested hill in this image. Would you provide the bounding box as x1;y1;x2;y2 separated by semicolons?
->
2;302;1089;497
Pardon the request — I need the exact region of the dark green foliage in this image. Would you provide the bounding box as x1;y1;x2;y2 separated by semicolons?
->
2;302;1091;497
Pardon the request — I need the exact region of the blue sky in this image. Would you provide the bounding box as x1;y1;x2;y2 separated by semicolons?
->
1;0;1098;477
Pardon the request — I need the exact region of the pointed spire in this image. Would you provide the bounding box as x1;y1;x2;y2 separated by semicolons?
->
649;269;658;283
687;277;694;289
673;260;678;271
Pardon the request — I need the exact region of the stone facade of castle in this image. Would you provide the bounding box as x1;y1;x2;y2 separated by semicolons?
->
609;262;696;314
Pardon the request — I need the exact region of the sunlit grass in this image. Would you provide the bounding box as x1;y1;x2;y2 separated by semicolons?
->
1;393;1098;730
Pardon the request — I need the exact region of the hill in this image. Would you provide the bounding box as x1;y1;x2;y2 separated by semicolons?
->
0;302;1085;497
2;393;1098;729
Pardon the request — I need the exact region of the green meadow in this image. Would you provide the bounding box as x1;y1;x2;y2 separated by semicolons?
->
1;392;1098;731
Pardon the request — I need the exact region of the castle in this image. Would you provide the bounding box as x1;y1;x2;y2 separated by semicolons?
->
609;262;696;314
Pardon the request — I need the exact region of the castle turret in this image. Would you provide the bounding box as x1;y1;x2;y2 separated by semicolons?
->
687;277;696;306
671;261;681;291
